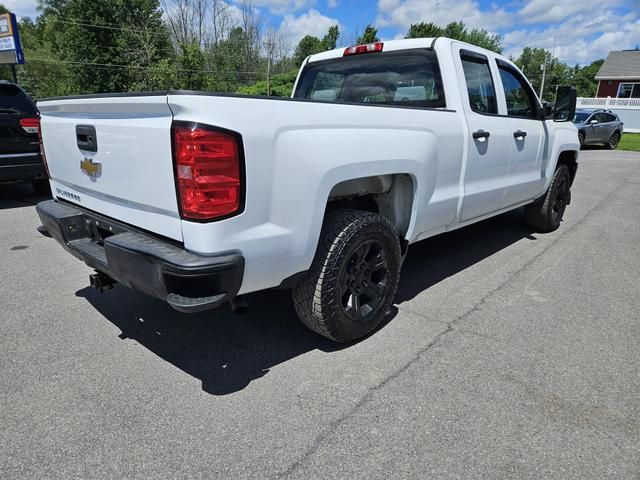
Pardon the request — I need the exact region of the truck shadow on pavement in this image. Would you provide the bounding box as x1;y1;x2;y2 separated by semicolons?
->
0;183;49;210
77;208;535;396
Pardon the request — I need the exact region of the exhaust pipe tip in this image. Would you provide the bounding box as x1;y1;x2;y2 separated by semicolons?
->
229;295;248;314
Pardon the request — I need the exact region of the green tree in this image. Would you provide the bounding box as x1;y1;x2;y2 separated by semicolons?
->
212;27;256;92
177;43;208;90
356;24;379;44
37;0;172;94
406;22;441;39
236;70;298;97
293;35;323;65
405;21;502;53
322;25;340;50
571;59;604;97
515;47;570;100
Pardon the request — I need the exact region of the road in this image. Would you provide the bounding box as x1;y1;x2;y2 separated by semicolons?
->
1;150;639;479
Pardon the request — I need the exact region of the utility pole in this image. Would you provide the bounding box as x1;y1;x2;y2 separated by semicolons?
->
263;41;273;96
539;61;546;99
539;36;556;100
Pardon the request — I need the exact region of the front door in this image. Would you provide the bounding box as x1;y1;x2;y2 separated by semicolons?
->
456;48;512;222
589;112;608;142
495;61;545;206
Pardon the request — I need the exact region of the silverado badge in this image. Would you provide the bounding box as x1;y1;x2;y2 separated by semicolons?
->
80;157;101;178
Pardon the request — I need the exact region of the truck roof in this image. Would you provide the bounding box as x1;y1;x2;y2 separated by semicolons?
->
308;38;436;63
306;37;503;64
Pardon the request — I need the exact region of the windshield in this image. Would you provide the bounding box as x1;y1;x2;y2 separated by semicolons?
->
573;112;590;123
294;49;446;108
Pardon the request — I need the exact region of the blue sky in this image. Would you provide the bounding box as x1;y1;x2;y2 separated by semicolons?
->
5;0;640;65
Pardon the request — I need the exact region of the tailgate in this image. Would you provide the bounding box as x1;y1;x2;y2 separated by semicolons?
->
38;94;182;241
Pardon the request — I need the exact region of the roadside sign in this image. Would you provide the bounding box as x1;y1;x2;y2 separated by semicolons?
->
0;13;24;65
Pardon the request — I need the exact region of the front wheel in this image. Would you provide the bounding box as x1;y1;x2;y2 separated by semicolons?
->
525;164;571;233
578;131;585;148
292;209;401;343
607;131;620;150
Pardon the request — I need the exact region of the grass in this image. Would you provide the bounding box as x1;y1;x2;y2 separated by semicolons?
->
619;133;640;152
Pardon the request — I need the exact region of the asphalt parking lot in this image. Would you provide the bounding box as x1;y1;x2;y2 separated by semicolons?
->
1;149;639;479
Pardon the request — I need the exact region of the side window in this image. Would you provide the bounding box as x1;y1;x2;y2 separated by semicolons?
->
604;113;617;123
460;53;497;114
497;66;537;118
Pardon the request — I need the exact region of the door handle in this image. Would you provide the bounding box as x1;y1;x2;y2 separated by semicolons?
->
513;130;527;139
76;125;98;152
472;130;490;140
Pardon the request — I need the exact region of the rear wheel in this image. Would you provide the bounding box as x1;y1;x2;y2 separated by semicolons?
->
525;164;571;233
292;209;401;343
607;131;620;150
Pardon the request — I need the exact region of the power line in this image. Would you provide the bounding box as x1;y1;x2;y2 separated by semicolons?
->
45;18;169;36
25;57;266;76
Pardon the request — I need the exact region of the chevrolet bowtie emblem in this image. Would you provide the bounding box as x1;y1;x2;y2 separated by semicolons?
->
80;157;102;178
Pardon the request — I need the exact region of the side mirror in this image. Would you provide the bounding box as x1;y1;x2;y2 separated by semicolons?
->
589;119;599;125
553;86;577;122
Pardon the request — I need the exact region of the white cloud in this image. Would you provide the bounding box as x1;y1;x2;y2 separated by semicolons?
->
279;8;341;47
242;0;317;15
2;0;38;19
503;12;640;65
375;0;639;65
376;0;512;31
519;0;624;24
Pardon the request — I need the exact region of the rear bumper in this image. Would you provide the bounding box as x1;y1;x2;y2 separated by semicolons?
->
36;200;244;313
0;154;45;181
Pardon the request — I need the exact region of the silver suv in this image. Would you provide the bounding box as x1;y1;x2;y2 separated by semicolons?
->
573;109;624;149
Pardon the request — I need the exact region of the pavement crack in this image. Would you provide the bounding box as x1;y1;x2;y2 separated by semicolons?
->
276;162;640;478
276;323;454;479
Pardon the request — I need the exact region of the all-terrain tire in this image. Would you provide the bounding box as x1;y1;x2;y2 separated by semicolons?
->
525;164;571;233
292;209;401;343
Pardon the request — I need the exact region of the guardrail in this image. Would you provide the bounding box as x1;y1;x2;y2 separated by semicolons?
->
577;97;640;133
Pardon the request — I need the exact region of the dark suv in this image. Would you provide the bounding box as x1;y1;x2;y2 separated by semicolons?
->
573;109;624;149
0;81;49;194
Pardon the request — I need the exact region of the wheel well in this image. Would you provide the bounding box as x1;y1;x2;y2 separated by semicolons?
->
327;174;414;242
558;150;578;186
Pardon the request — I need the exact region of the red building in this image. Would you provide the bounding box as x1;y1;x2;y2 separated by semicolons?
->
595;50;640;98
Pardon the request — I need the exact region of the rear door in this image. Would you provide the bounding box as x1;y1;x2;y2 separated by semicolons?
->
494;60;545;206
455;47;512;221
38;94;183;241
0;83;40;164
600;112;618;140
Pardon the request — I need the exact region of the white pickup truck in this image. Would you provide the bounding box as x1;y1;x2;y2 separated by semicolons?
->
36;38;579;342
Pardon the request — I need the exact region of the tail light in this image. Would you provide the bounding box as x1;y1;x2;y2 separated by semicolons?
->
29;117;50;178
20;117;40;134
344;42;383;56
172;122;243;221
